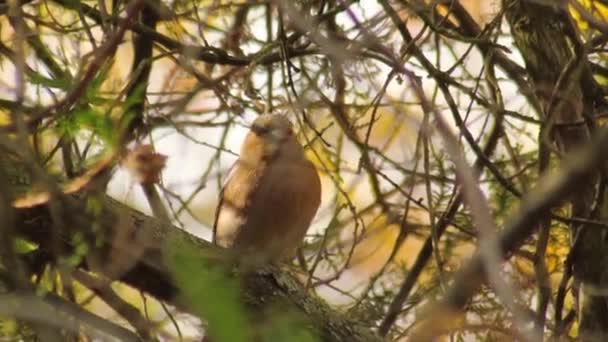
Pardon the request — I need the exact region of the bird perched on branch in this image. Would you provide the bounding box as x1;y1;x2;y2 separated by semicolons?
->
213;114;321;265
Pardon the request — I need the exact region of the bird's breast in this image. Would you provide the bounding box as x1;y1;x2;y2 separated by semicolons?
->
230;158;321;260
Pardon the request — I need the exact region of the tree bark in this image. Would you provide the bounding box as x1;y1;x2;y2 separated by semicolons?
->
504;1;608;340
4;163;381;342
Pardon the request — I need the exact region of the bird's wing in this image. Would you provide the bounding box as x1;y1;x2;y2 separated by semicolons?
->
212;159;263;247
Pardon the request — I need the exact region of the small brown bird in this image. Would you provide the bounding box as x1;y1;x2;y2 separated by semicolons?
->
212;114;321;264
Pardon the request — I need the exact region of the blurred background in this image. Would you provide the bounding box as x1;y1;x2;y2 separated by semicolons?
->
3;0;607;341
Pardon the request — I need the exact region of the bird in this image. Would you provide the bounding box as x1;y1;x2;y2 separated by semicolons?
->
212;114;322;265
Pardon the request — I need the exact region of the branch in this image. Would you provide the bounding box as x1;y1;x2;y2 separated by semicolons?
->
410;126;608;340
0;292;140;341
11;181;382;342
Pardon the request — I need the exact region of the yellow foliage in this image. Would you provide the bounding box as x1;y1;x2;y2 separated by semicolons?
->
304;138;335;174
433;0;485;29
0;111;10;126
514;255;534;281
349;211;426;275
112;282;163;318
435;3;462;28
409;308;466;341
36;1;78;27
359;105;419;148
158;19;187;42
515;227;570;289
350;215;400;269
569;0;608;34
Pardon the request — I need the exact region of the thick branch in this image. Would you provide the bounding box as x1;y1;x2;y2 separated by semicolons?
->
12;189;381;342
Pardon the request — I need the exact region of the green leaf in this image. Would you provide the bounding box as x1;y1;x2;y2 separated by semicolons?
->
56;104;118;148
167;238;249;342
28;71;70;89
261;310;318;342
13;238;38;254
123;83;147;110
85;60;113;103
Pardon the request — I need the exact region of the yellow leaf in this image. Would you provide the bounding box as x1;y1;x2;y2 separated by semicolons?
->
570;0;608;34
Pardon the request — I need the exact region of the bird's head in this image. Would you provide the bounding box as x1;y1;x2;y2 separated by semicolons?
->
240;114;302;162
250;114;294;142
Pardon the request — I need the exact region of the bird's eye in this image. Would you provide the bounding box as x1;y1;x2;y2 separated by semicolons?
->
251;124;270;136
